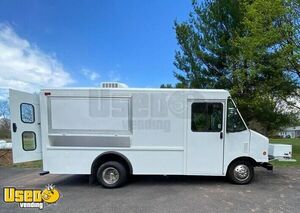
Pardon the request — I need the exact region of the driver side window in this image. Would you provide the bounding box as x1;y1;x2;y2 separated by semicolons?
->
227;99;247;132
191;102;223;132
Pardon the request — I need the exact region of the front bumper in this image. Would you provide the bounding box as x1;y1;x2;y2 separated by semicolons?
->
258;162;273;171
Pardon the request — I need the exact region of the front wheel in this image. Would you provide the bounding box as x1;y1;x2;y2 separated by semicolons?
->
97;161;128;188
227;161;254;184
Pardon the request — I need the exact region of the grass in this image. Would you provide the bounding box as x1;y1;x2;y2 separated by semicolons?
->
270;138;300;167
13;160;42;168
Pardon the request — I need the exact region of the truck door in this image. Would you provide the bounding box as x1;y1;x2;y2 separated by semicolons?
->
9;89;42;163
187;100;225;175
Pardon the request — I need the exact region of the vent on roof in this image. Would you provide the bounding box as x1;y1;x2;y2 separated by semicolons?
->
100;82;128;88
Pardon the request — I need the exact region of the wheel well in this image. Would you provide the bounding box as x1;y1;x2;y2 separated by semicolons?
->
226;157;257;175
91;152;132;178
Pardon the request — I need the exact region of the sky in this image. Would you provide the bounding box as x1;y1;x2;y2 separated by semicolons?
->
0;0;193;99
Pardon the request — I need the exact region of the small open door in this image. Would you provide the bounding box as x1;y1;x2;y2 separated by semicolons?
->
9;89;42;163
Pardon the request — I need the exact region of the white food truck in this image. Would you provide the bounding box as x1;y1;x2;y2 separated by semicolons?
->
9;83;293;188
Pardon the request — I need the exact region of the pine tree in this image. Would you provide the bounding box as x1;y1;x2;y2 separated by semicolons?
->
173;0;300;135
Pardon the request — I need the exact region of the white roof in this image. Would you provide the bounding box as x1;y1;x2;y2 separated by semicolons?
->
41;87;231;100
41;87;229;94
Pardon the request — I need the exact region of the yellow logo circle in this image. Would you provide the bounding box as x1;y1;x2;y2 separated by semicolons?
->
41;186;60;204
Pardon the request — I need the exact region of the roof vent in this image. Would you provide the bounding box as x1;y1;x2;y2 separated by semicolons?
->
100;82;128;88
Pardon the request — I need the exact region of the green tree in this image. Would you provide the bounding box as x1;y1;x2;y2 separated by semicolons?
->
172;0;300;135
160;84;173;88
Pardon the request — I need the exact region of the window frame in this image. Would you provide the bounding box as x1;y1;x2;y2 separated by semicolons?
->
226;98;248;133
191;102;224;133
20;103;35;124
22;131;37;151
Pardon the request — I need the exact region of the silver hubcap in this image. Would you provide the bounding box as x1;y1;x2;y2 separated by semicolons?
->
233;164;250;181
102;167;120;185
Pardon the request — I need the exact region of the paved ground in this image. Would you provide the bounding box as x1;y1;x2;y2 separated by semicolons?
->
0;167;299;213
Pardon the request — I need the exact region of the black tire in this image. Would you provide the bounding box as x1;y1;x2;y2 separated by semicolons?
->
97;161;128;188
227;160;254;184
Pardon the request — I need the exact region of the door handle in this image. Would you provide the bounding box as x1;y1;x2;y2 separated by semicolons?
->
12;123;17;132
220;131;223;139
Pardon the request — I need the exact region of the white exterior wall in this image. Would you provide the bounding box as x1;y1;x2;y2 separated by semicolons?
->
40;88;231;175
36;87;269;176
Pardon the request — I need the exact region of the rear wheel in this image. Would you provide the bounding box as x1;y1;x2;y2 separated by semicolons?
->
97;161;128;188
227;161;254;184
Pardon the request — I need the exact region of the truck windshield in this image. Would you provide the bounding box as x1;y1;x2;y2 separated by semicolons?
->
227;99;247;132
